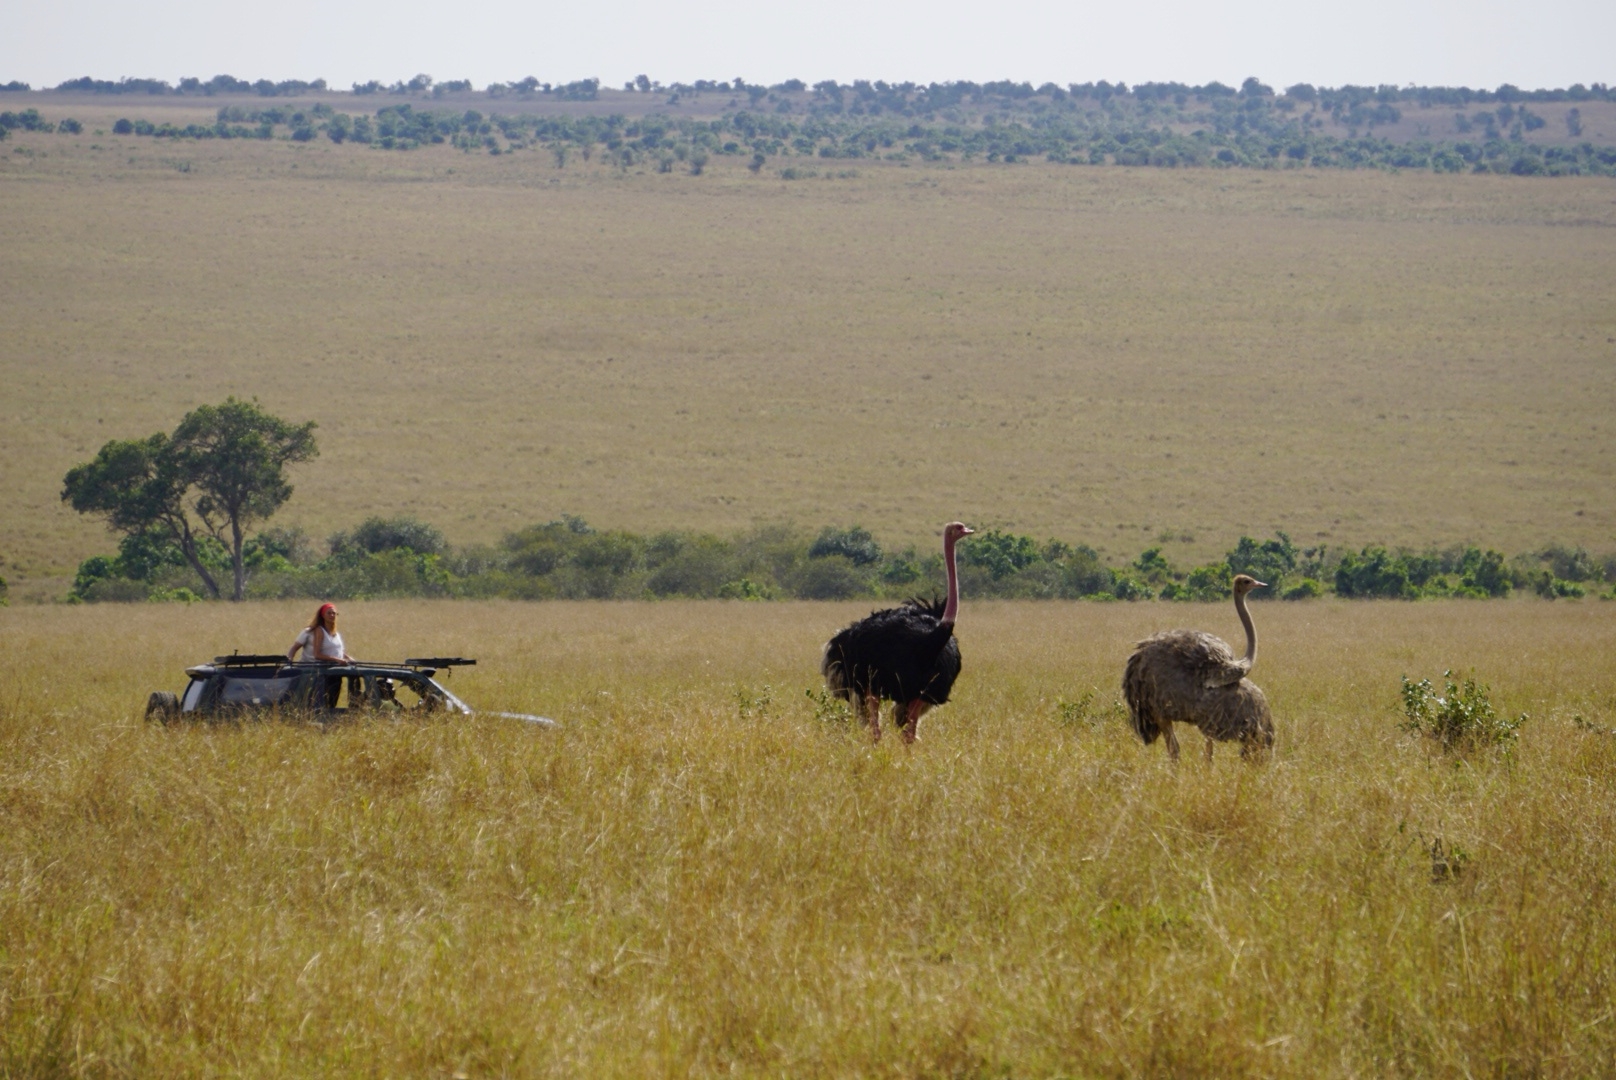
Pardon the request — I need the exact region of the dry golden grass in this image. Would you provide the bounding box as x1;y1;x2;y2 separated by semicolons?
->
2;127;1614;597
3;598;1616;1075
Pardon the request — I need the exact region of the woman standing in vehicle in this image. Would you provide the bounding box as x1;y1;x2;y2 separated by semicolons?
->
288;603;353;664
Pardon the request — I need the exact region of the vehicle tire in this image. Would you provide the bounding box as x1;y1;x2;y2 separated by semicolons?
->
145;691;180;723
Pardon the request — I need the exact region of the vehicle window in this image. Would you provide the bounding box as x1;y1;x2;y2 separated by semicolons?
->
375;676;442;713
181;678;205;712
220;676;295;706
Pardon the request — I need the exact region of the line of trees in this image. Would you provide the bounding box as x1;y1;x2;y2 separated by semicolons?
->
75;101;1616;176
58;402;1615;605
65;512;1616;605
26;75;1616;107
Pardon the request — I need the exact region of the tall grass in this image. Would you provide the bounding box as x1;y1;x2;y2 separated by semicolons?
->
2;599;1615;1075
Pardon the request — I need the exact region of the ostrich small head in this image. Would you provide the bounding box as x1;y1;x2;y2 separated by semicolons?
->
1232;574;1268;596
943;522;975;544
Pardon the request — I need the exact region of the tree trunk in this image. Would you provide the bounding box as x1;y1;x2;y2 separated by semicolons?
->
176;521;222;600
230;518;246;602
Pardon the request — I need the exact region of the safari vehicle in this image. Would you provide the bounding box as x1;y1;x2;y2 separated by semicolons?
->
145;654;554;726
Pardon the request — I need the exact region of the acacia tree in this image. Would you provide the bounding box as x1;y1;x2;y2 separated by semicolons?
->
62;432;223;598
62;398;317;601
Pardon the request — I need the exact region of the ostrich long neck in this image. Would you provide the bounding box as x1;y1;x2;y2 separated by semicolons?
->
941;532;962;626
1234;588;1257;668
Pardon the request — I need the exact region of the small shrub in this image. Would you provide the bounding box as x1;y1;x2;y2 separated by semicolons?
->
735;684;773;718
1111;575;1153;601
1055;690;1124;729
146;586;201;604
1532;571;1585;599
805;686;852;725
1400;670;1527;752
1336;546;1416;599
1226;532;1297;597
961;530;1039;580
330;516;447;557
1573;715;1615;736
1056;690;1096;728
809;526;882;566
1283;578;1322;600
1180;563;1230;601
793;556;868;600
1458;547;1510;597
647;536;729;597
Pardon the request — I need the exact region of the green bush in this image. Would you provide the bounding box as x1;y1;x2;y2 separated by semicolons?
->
1226;533;1297;597
647;535;731;597
1458;548;1510;597
1132;548;1176;587
1282;578;1323;600
1335;546;1417;599
808;526;881;566
1400;671;1526;752
793;556;869;600
960;530;1040;580
147;586;201;604
1530;570;1584;599
330;516;447;557
1180;563;1231;601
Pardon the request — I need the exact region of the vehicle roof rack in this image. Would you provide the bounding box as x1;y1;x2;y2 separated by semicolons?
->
403;657;476;675
213;653;290;666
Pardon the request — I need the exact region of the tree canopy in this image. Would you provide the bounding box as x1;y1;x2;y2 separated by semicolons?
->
62;398;317;600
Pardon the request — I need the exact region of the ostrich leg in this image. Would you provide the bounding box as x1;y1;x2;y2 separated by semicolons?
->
1203;734;1216;762
862;694;882;743
1162;723;1181;762
900;700;932;744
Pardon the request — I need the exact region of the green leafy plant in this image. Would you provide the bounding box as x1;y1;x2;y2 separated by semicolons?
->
1055;690;1097;728
1400;670;1527;751
1283;578;1322;600
735;684;773;719
805;687;852;725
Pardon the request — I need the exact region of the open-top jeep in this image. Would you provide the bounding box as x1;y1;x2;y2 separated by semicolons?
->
145;654;553;726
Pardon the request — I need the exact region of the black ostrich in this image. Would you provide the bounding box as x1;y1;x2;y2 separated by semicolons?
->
821;522;974;743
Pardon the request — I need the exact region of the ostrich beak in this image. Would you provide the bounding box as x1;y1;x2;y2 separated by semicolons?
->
1252;579;1268;589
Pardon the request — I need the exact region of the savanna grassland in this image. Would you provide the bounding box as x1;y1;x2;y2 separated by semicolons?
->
3;103;1615;599
3;598;1616;1075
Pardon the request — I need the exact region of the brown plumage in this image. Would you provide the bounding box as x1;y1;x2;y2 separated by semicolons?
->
1123;573;1275;761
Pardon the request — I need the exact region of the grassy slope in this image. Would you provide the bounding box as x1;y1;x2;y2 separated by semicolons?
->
2;599;1615;1075
2;131;1614;597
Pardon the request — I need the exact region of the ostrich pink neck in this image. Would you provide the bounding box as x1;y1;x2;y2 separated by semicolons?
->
1234;588;1257;669
942;531;962;626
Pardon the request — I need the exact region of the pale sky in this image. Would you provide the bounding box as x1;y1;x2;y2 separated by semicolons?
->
4;0;1612;93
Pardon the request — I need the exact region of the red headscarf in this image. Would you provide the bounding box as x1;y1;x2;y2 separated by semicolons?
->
308;603;337;632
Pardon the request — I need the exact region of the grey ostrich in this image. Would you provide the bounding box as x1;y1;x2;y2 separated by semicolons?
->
1123;573;1275;761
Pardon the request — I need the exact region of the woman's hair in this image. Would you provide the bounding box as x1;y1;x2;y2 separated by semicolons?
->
308;603;336;633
